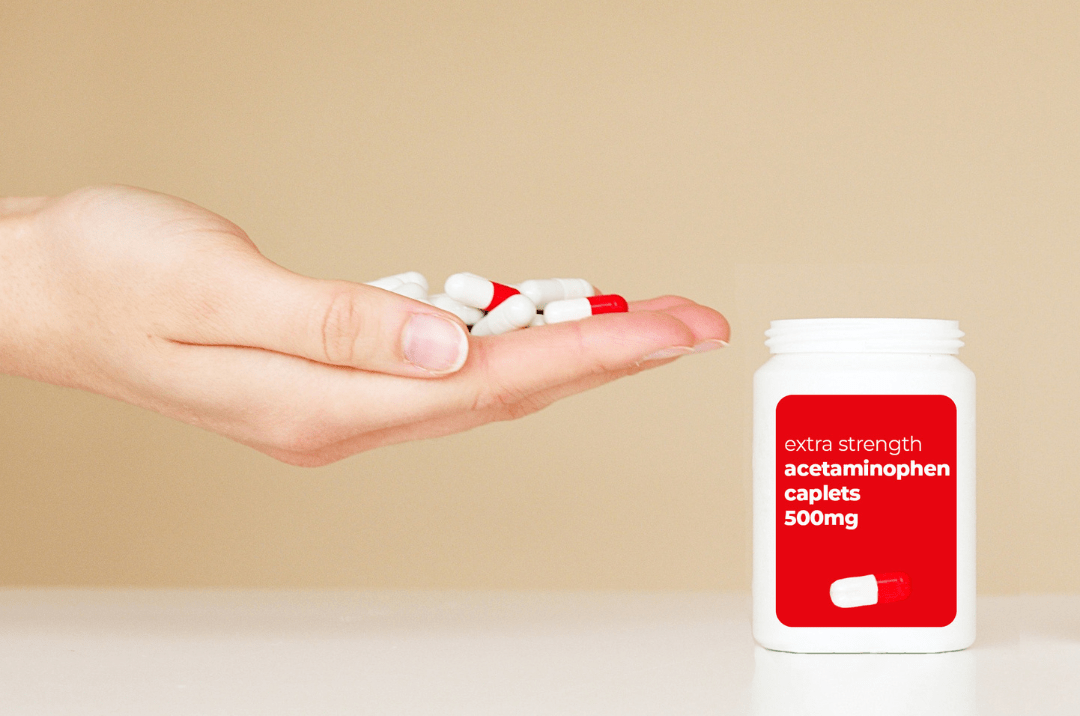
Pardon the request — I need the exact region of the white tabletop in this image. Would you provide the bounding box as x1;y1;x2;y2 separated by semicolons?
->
0;590;1077;714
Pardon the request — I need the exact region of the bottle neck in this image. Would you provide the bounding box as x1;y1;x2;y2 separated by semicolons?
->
765;319;964;355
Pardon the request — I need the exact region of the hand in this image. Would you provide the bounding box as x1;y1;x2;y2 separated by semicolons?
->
0;186;729;466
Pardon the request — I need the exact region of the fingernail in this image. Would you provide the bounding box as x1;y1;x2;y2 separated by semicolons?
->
403;313;469;374
640;346;694;363
691;339;729;353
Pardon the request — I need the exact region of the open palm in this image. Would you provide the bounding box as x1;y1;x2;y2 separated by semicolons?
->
0;186;729;465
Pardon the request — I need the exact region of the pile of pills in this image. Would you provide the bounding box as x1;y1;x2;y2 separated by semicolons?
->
364;272;629;336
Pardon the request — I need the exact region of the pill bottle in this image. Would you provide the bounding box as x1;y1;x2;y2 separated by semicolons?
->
752;318;975;653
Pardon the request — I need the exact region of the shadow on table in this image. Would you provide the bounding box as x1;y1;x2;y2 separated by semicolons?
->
1021;595;1080;644
975;595;1080;648
751;646;975;716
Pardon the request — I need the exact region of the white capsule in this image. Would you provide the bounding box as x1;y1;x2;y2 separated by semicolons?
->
365;276;403;291
529;313;546;327
516;278;595;309
444;272;519;311
390;281;429;302
829;574;879;608
364;271;429;292
470;294;536;336
429;293;485;326
397;271;429;291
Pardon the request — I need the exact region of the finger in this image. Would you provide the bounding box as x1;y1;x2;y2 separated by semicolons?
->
628;295;696;312
145;297;727;464
262;364;639;463
165;256;470;378
465;306;707;410
651;301;731;345
146;303;704;447
271;351;687;464
629;296;730;348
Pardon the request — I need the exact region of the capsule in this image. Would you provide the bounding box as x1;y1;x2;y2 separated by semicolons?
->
390;281;429;302
364;271;429;292
470;294;537;336
429;293;485;326
830;572;911;608
516;278;595;309
542;294;629;324
445;272;520;311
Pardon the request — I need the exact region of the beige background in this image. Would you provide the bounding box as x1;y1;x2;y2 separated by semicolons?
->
1;2;1077;592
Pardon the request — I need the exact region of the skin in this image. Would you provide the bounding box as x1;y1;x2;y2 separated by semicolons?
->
0;186;730;466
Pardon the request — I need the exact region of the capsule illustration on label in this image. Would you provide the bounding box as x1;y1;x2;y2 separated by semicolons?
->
830;572;911;608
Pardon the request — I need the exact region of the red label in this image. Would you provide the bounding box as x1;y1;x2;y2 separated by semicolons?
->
775;395;957;627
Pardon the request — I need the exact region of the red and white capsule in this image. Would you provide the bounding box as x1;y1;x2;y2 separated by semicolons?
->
542;294;629;324
830;572;911;608
444;272;520;311
516;278;595;309
469;294;537;336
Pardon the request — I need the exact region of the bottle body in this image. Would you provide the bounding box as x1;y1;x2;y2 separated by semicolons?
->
752;324;975;653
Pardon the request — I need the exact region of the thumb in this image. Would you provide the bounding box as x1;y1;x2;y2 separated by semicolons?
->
169;259;470;377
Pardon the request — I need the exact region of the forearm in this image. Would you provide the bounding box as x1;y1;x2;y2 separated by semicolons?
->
0;197;56;382
0;197;49;218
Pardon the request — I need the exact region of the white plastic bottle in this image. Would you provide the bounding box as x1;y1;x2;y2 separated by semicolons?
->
752;319;975;653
